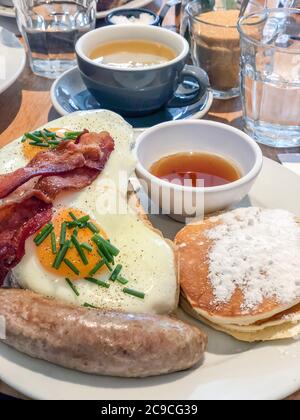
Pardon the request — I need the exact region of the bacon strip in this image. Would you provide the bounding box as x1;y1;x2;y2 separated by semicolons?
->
0;131;114;199
0;197;52;282
0;131;115;286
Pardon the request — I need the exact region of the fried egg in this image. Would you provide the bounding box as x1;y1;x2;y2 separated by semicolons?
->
1;111;178;314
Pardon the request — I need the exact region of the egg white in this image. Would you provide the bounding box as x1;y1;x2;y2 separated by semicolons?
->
2;111;178;314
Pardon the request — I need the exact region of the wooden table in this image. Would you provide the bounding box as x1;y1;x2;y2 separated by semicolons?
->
0;0;299;400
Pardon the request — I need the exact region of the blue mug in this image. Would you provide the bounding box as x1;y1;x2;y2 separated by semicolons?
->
76;25;209;116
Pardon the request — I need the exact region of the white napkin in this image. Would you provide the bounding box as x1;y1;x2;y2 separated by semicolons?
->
278;154;300;177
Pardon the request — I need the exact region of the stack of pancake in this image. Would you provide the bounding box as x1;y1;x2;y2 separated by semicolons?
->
175;207;300;342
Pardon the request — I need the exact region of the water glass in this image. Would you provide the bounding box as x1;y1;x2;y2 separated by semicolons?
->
239;8;300;148
13;0;97;79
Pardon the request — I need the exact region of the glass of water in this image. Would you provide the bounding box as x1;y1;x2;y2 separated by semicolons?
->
13;0;97;79
239;8;300;148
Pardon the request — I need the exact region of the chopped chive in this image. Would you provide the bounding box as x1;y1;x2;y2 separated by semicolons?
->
34;223;52;243
85;277;110;289
64;131;83;137
28;142;49;147
21;135;27;143
65;278;80;297
77;215;90;224
25;132;43;142
40;130;49;142
73;227;79;238
89;259;105;277
84;302;98;309
69;211;78;222
64;135;77;140
33;130;42;136
51;231;57;254
67;221;78;229
53;240;70;269
43;130;56;138
87;222;99;234
123;288;145;300
116;276;129;285
64;258;80;275
92;235;120;257
96;247;113;271
110;264;123;282
81;242;93;252
71;235;88;265
34;224;53;246
47;140;60;146
59;222;67;246
96;242;114;264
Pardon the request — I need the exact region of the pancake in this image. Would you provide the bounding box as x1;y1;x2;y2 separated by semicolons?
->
181;294;300;342
223;303;300;332
175;208;300;326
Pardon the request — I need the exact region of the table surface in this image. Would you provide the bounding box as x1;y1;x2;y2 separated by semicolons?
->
0;0;299;401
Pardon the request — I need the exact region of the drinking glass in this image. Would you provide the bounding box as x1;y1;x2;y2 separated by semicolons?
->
13;0;97;79
184;0;265;99
239;8;300;147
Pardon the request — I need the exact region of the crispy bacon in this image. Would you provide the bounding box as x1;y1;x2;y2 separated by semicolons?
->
0;131;115;199
36;167;99;201
0;131;115;286
0;197;52;282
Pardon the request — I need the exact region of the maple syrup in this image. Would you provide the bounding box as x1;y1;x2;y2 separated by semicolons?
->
150;152;241;188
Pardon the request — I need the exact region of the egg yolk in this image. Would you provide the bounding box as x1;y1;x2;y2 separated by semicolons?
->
36;208;109;280
22;128;72;161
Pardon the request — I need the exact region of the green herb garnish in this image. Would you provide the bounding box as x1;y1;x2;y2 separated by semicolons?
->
51;231;57;254
34;224;53;246
86;222;99;234
64;258;80;275
123;288;145;300
116;276;129;285
110;264;123;282
59;222;67;246
89;259;105;277
71;234;88;265
83;302;98;309
85;277;110;289
53;240;70;269
81;242;93;253
28;142;49;148
65;278;80;297
92;234;120;257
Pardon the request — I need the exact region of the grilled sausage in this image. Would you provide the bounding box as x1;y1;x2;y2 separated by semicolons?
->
0;289;207;378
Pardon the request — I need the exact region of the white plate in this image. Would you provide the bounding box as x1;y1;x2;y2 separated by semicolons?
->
0;5;14;18
0;1;153;19
1;122;300;400
0;27;25;94
97;0;153;19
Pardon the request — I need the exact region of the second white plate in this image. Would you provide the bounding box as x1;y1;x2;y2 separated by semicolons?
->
0;26;26;94
0;1;153;19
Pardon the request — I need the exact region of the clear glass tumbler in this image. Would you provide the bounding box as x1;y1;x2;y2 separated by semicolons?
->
239;8;300;147
187;0;243;99
13;0;96;79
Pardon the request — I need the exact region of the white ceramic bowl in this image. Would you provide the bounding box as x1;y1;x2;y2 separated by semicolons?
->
134;120;263;221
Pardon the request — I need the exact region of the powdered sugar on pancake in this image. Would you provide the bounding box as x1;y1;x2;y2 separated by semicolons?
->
207;208;300;312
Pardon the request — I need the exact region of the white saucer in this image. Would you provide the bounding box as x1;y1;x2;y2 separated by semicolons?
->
0;26;25;94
